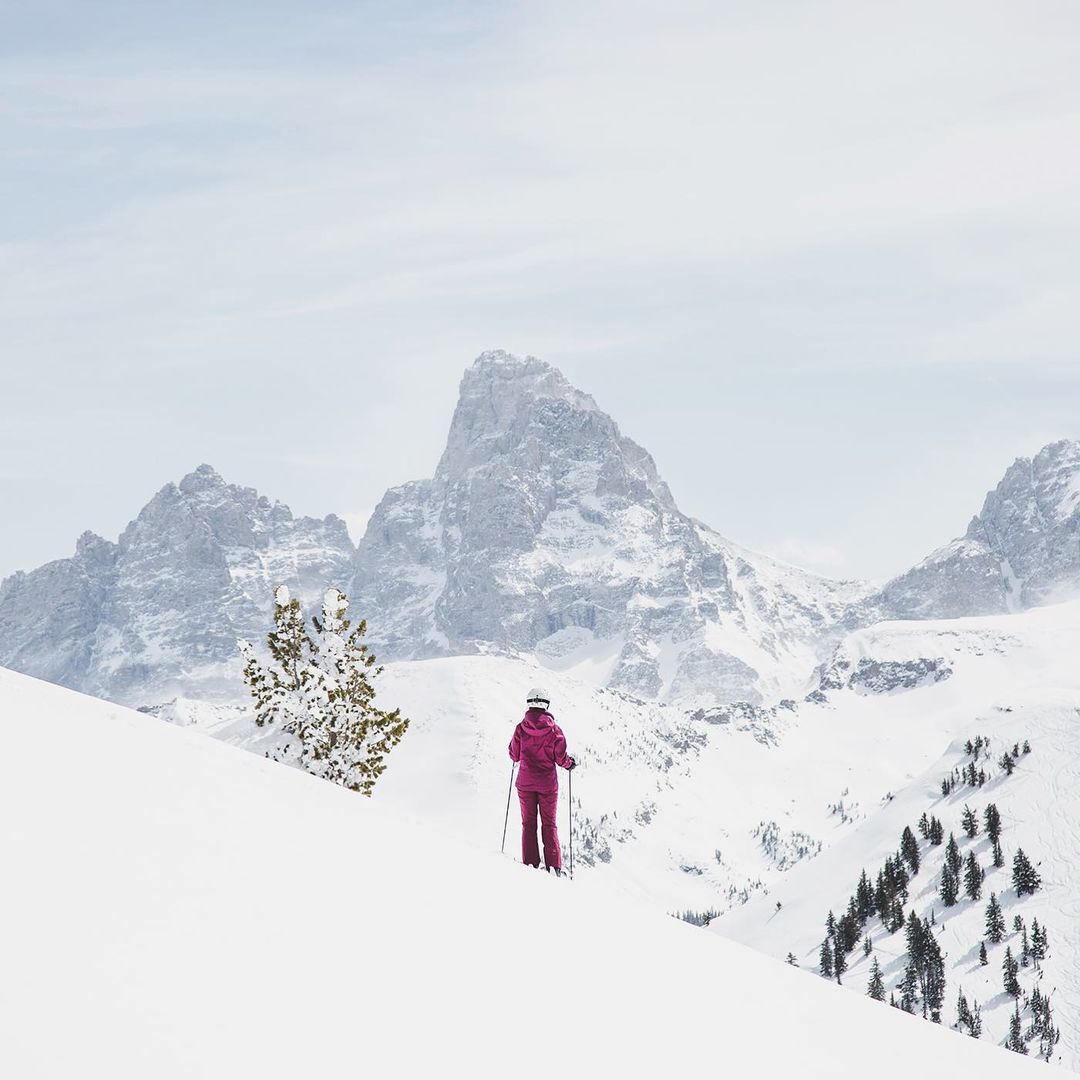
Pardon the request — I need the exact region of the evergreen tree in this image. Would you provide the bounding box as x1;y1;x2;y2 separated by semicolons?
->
1022;739;1032;755
961;805;979;838
239;586;410;796
786;952;798;966
1002;946;1020;998
918;811;930;840
956;988;972;1032
867;957;885;1001
900;826;920;875
833;941;847;984
983;803;1002;843
929;816;944;846
993;837;1005;869
945;833;963;878
999;751;1016;776
899;960;918;1014
1012;848;1042;896
1031;920;1048;967
985;894;1006;944
963;851;983;901
1006;1004;1028;1054
855;869;875;919
939;865;959;907
819;938;834;979
863;934;872;958
969;1001;983;1039
979;941;988;966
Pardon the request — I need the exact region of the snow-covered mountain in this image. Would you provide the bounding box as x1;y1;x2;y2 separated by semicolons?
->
0;464;353;705
3;351;1076;714
0;665;1046;1079
354;350;872;705
882;439;1080;619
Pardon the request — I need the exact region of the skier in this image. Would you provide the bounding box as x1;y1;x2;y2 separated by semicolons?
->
509;688;575;875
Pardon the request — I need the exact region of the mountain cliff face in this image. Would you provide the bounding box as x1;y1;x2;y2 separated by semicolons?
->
0;353;1076;713
0;465;353;705
354;351;871;705
882;440;1080;619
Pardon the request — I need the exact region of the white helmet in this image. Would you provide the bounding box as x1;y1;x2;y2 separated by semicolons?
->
526;687;552;710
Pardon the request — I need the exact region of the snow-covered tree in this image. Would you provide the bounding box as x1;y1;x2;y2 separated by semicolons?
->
945;833;963;879
239;586;410;796
983;803;1002;843
961;805;979;838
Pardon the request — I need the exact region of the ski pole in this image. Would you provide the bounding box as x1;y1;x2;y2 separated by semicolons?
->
501;763;516;854
568;766;574;879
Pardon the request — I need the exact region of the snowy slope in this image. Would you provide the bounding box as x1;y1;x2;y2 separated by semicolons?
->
0;667;1045;1080
175;599;1080;942
716;602;1080;1066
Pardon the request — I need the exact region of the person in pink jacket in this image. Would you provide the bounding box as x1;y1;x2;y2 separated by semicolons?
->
508;687;576;875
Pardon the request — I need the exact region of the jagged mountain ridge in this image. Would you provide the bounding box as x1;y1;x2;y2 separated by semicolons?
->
0;465;354;705
354;350;873;704
0;351;1077;710
883;439;1080;618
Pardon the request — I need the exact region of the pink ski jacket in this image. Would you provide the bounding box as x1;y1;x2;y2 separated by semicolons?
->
509;709;574;793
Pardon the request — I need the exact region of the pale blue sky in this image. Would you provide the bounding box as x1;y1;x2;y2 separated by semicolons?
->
3;0;1079;582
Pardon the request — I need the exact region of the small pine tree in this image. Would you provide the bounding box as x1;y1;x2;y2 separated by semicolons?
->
918;811;930;840
993;838;1005;868
961;805;979;838
834;941;847;984
239;586;410;796
940;865;959;907
984;803;1002;843
985;894;1006;944
979;941;988;966
929;816;944;846
963;851;983;901
900;826;920;875
1006;1004;1028;1054
956;988;972;1032
999;751;1016;776
969;1001;983;1039
899;959;919;1014
867;957;885;1001
819;938;834;979
1002;946;1021;998
786;952;798;967
945;833;963;878
1022;739;1031;755
1012;848;1042;896
863;934;872;958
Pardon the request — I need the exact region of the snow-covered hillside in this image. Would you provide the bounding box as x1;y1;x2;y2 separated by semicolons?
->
0;667;1046;1079
716;601;1080;1066
173;600;1080;947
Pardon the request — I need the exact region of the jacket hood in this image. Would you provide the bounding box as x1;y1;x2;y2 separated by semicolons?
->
520;708;556;733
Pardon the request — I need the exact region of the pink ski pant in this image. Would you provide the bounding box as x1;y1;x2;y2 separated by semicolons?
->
518;789;561;870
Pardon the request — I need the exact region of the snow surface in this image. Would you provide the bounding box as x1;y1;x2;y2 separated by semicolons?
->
0;667;1045;1079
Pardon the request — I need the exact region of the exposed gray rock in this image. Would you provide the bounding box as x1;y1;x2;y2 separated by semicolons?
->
882;439;1080;618
0;465;354;705
353;351;872;704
